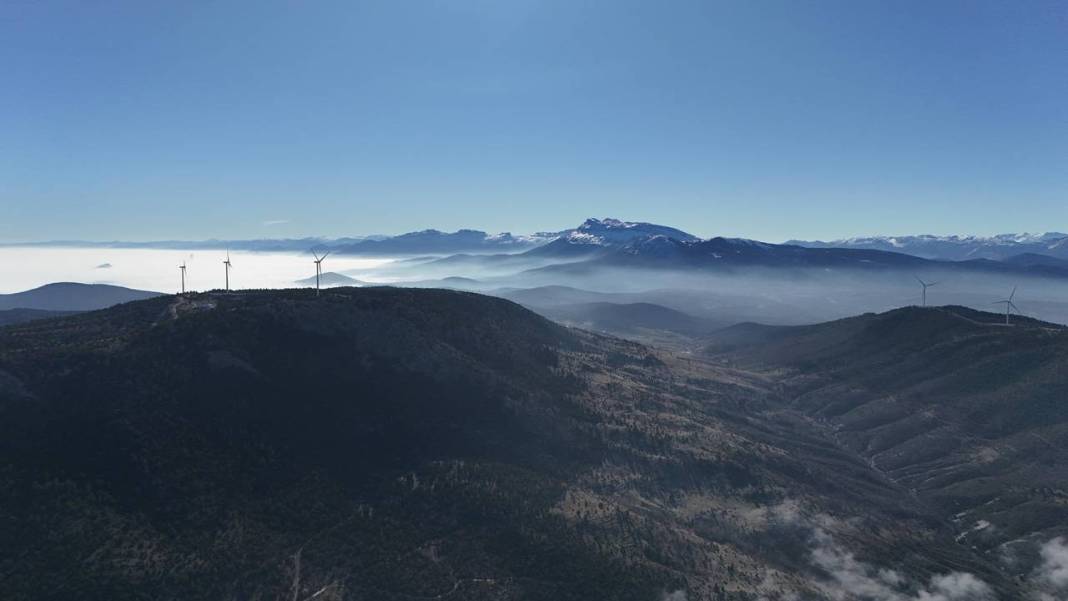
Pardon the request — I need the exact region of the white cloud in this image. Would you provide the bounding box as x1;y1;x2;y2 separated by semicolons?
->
1031;537;1068;601
809;528;994;601
916;572;997;601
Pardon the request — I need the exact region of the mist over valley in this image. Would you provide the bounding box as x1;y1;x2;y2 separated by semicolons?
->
9;218;1068;339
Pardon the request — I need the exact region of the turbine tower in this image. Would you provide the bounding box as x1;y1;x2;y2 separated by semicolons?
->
312;250;330;296
914;276;938;307
993;286;1019;325
179;262;187;295
223;251;233;292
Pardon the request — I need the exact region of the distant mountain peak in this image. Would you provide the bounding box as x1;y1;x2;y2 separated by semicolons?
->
0;282;162;312
578;217;636;230
575;217;698;241
293;272;367;287
525;218;699;257
789;232;1068;261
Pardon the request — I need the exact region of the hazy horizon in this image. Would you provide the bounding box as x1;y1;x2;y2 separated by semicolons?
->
4;215;1068;247
6;245;1068;330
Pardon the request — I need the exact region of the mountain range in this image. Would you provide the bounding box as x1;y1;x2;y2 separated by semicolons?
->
378;219;1068;285
332;229;555;255
506;232;1068;286
8;217;1068;331
6;288;1066;599
5;219;1068;600
4;229;555;255
790;232;1068;262
12;220;1068;267
536;235;926;271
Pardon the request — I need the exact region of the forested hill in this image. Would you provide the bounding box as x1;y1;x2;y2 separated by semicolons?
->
704;305;1068;569
0;289;1031;600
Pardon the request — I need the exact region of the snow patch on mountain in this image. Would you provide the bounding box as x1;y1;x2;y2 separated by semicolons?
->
790;232;1068;261
570;218;699;245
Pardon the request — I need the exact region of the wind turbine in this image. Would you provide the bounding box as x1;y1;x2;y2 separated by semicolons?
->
179;262;187;295
223;251;233;292
993;286;1019;325
312;250;330;296
914;276;938;307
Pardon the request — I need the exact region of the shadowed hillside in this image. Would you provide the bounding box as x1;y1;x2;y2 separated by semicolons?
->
538;301;722;335
0;291;1039;600
704;305;1068;567
0;308;77;326
529;301;727;349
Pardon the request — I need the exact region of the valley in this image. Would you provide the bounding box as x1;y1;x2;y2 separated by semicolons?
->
704;307;1068;568
2;288;1065;600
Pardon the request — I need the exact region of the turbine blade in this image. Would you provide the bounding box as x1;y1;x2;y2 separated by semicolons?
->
312;250;321;261
1010;286;1017;301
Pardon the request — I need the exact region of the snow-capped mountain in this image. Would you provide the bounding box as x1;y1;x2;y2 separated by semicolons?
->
567;217;698;245
525;218;699;257
789;233;1068;261
525;219;945;271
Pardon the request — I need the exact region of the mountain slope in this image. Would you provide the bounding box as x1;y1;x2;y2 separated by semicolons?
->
1002;252;1068;272
0;282;162;311
0;308;78;326
0;289;1029;600
624;237;927;268
531;301;726;339
703;306;1068;567
521;237;932;277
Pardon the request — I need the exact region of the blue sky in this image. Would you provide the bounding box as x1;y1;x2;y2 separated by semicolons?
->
1;0;1065;242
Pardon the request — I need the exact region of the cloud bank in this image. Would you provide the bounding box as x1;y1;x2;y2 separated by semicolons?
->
809;528;994;601
1031;537;1068;601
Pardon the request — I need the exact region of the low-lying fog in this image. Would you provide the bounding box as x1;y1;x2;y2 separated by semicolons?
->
0;247;396;294
6;246;1068;328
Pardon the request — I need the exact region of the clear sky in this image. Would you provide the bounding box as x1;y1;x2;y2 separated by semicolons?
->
2;0;1065;243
